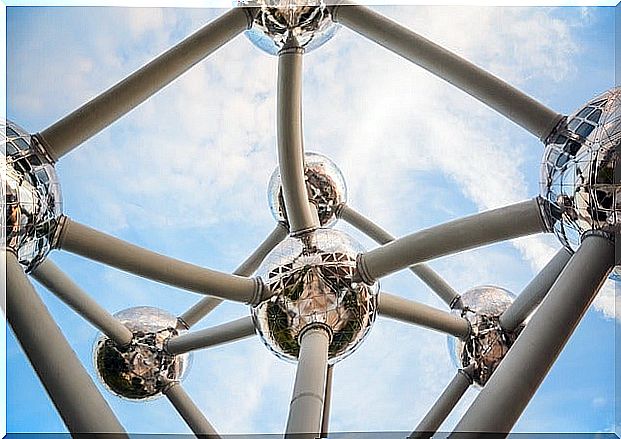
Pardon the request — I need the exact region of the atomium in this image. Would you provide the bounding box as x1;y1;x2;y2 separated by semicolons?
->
541;88;620;253
268;151;347;228
252;228;378;363
93;306;191;401
1;120;62;272
448;286;521;387
241;0;339;55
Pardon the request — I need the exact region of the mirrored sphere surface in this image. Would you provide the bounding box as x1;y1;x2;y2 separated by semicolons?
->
447;286;520;387
541;87;620;252
253;228;378;363
1;120;62;272
268;151;347;228
240;0;338;55
610;266;621;282
93;306;191;401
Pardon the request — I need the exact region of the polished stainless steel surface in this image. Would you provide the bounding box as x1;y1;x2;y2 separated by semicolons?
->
2;120;62;271
93;306;192;401
541;87;620;252
447;286;521;387
269;152;347;228
253;228;378;363
241;0;338;55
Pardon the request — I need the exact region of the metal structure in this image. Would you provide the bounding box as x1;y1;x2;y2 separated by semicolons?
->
3;1;618;437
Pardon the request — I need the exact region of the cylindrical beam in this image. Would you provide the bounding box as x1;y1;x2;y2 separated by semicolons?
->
31;259;133;346
5;252;127;435
339;205;461;308
320;365;334;438
166;316;256;355
410;366;474;439
356;199;547;284
277;42;319;235
285;326;330;438
378;292;470;339
499;247;572;332
163;380;220;438
36;8;252;161
56;217;263;304
331;3;563;141
178;222;288;328
451;233;614;436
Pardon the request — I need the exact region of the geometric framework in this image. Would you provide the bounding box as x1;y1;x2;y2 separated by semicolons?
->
3;2;618;438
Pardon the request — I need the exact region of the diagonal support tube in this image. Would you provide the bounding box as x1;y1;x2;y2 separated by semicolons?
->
410;366;474;439
356;198;548;284
450;233;614;436
378;292;470;338
31;259;133;346
285;325;330;438
339;204;462;308
320;364;334;438
179;222;288;328
36;8;253;161
5;252;127;435
277;41;319;235
166;316;256;355
330;3;564;141
499;246;572;332
55;217;264;305
163;379;221;438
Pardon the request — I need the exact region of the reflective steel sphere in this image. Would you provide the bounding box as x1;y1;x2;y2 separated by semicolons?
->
541;87;620;252
241;0;338;55
2;120;62;272
268;152;347;228
611;266;621;282
447;286;521;387
253;228;378;363
93;307;191;401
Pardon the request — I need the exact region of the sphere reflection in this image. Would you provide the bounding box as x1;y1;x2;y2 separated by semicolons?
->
241;0;339;55
447;286;521;387
2;120;62;272
253;228;378;363
540;87;620;252
93;306;191;401
268;152;347;228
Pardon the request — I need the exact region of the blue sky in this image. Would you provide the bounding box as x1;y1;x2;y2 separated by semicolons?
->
5;3;619;435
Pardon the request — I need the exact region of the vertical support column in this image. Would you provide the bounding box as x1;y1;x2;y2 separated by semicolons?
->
320;364;334;438
451;233;614;436
5;252;127;435
285;325;330;438
277;41;319;235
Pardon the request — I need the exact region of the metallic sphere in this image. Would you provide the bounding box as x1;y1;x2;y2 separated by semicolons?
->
93;306;191;401
253;228;378;363
241;0;338;55
1;120;62;272
611;266;621;282
447;286;521;387
540;87;620;252
268;151;347;228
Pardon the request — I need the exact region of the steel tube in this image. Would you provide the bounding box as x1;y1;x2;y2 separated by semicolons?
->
5;252;127;435
320;365;334;438
163;380;220;438
331;3;563;140
277;42;319;235
166;316;256;355
285;325;330;438
410;366;474;439
36;8;252;161
340;205;461;308
179;223;288;328
499;247;572;331
378;292;470;338
56;217;263;304
31;259;133;346
451;233;614;436
356;199;547;284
